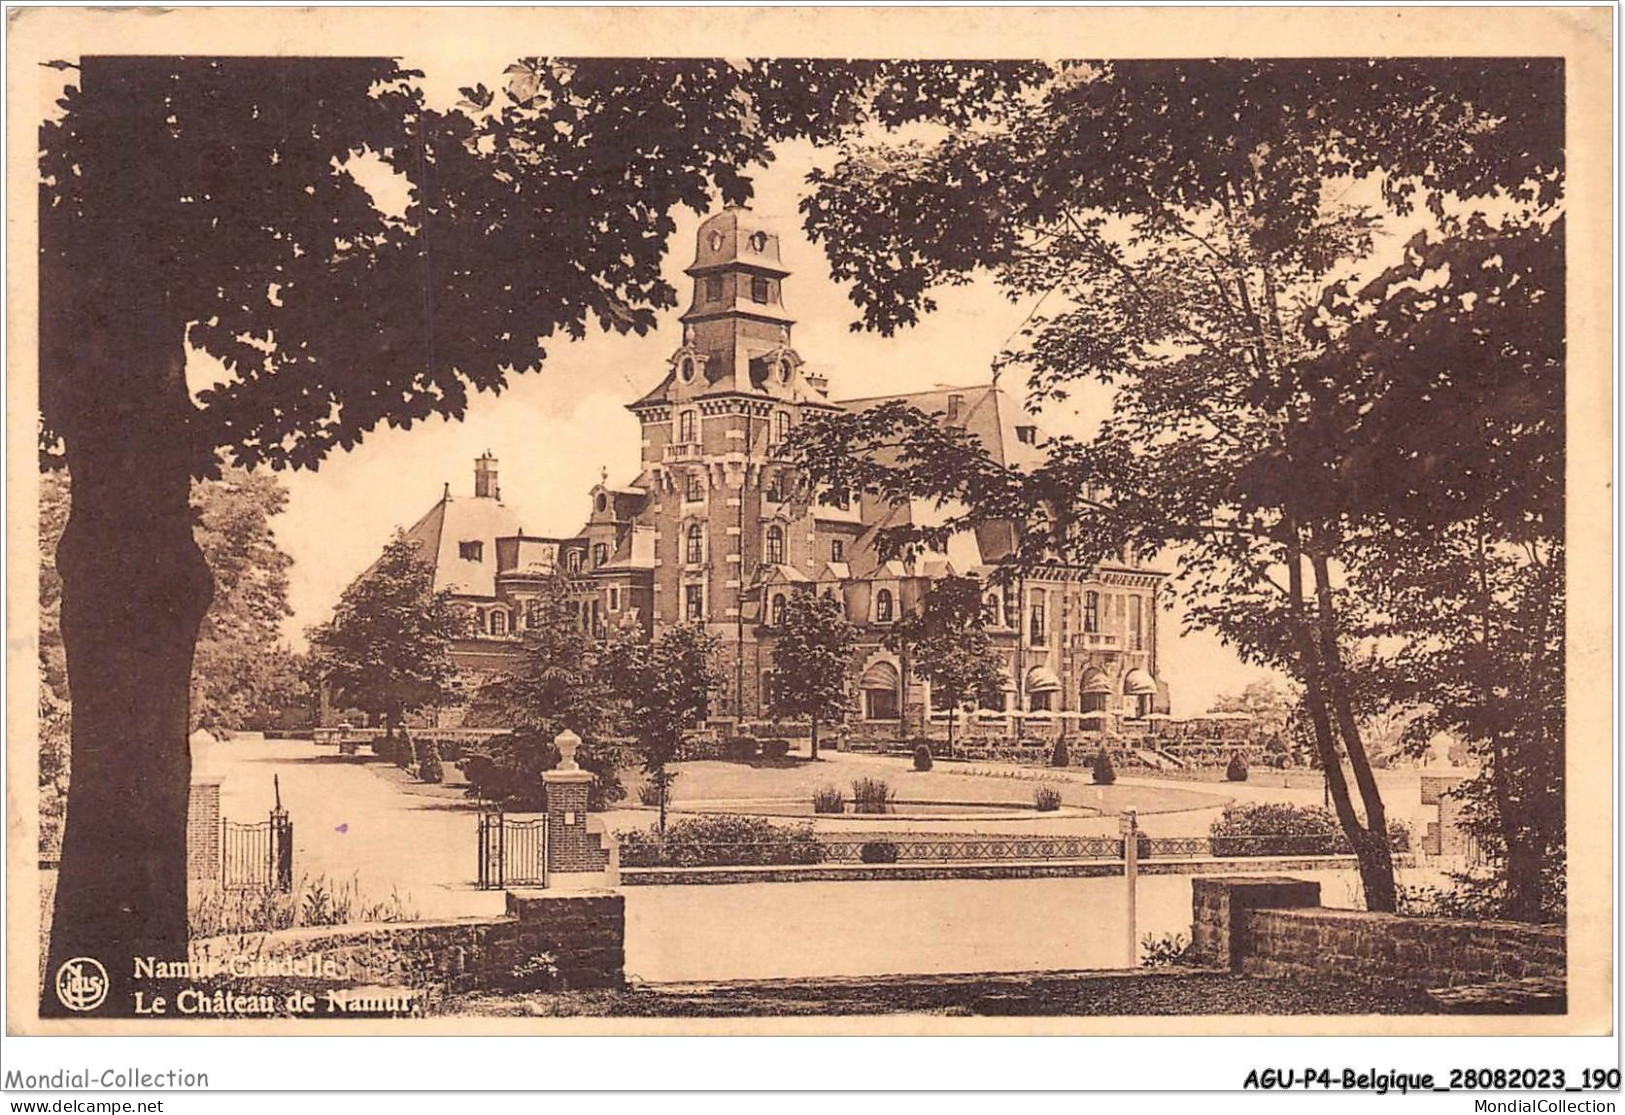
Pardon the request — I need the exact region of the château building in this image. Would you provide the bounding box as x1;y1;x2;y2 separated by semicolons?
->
380;206;1170;743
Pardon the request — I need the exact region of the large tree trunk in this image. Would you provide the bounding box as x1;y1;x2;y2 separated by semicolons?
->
1310;550;1396;913
43;349;213;1018
40;58;217;1017
809;712;820;762
1284;537;1396;913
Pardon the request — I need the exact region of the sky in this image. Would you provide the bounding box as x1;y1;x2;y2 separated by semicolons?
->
190;58;1289;718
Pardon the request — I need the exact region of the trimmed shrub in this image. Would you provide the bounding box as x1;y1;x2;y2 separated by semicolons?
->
618;815;824;868
1091;749;1117;785
759;737;791;761
913;744;933;771
859;841;900;864
1050;738;1070;768
416;741;444;784
1033;785;1063;812
1209;802;1341;856
723;735;759;762
1225;753;1249;782
812;786;846;814
850;777;894;815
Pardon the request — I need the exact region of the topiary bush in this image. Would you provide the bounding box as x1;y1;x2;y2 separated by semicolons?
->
1033;785;1063;812
723;735;759;762
417;741;444;784
1225;753;1249;782
1050;738;1070;767
759;737;791;761
859;840;900;864
913;744;933;771
1091;749;1117;785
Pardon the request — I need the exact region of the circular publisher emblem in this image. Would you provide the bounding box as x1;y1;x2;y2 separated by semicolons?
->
54;957;109;1012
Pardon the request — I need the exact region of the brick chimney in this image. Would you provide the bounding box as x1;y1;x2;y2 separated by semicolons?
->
474;452;500;500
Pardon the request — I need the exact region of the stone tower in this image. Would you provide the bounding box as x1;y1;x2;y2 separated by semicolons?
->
624;206;839;718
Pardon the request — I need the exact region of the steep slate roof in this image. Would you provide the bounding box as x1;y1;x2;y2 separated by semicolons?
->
396;493;524;598
834;382;1051;472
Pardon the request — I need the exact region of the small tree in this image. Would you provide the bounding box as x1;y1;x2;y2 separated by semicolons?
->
306;533;466;754
466;573;626;809
885;576;1004;757
605;624;723;831
770;589;857;761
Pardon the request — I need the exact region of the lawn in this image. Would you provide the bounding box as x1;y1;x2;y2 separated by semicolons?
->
632;753;1226;818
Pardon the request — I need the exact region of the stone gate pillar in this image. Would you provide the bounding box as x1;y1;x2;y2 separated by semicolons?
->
186;774;222;883
541;730;617;890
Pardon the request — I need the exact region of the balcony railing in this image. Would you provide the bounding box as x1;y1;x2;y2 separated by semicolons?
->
663;442;703;462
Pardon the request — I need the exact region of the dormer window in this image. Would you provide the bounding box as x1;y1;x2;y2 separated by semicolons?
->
679;410;698;444
566;549;583;574
750;277;770;303
749;231;769;253
592;542;608;568
1016;425;1038;445
459;541;484;562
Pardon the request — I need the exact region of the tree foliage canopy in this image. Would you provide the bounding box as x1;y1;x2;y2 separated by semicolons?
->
787;58;1564;914
305;533;467;721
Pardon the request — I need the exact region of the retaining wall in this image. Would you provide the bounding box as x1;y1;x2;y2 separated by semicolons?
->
1189;876;1565;990
189;890;624;1006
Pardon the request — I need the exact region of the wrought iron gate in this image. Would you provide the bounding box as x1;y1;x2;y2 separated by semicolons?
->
477;811;547;889
222;777;294;891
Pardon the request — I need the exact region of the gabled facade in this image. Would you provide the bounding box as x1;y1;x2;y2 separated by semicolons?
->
377;207;1171;741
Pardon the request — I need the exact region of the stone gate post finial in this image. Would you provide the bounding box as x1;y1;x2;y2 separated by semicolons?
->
554;729;583;772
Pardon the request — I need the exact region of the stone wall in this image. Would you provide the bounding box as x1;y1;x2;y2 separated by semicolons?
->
1190;876;1565;990
189;890;624;1007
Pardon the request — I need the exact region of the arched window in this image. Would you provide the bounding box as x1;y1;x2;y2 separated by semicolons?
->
765;525;785;565
771;593;787;627
685;473;704;502
686;523;704;565
592;542;608;568
774;411;791;444
489;610;508;637
566;549;583;574
678;410;698;443
984;593;1000;626
1084;590;1100;634
875;588;894;623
